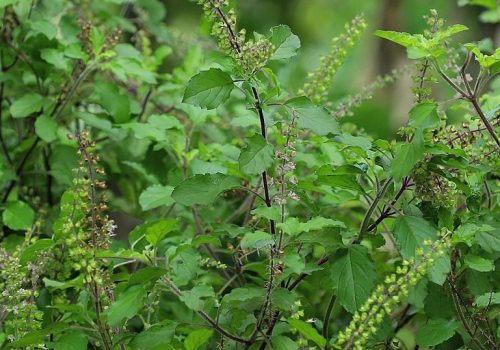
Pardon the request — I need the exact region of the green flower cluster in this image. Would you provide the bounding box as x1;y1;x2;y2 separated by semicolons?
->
333;236;451;350
413;161;458;209
0;248;43;343
300;15;367;105
198;0;273;74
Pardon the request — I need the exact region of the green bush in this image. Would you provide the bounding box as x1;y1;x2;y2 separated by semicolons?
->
0;1;499;349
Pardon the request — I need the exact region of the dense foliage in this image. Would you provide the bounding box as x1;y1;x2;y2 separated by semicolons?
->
0;1;499;349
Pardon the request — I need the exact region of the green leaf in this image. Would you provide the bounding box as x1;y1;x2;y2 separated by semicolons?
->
408;102;439;129
3;201;35;230
390;129;424;180
240;230;274;250
330;245;376;313
43;275;84;290
53;331;88;350
393;216;437;259
184;328;213;350
475;292;500;307
288;319;326;348
28;20;57;40
271;336;299;350
475;227;500;253
269;25;301;60
106;285;146;326
139;185;174;211
41;49;70;71
464;255;495;272
416;319;457;347
286;97;339;136
96;83;131;123
19;239;53;265
145;219;177;246
239;134;274;175
131;322;177;349
179;285;214;311
172;173;240;206
35;115;58;142
252;205;281;221
10;93;44;118
375;30;419;47
182;68;234;109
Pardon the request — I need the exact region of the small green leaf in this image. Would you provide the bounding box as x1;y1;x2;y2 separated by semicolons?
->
390;129;424;180
139;185;174;210
35;115;58;142
408;102;439;129
145;219;177;246
271;336;299;350
252;205;280;221
28;20;57;40
239;134;274;175
475;292;500;307
10;93;44;118
182;68;234;109
184;329;213;350
3;201;35;230
172;173;240;206
416;319;457;347
240;231;274;250
288;319;326;348
106;285;146;326
41;49;70;71
393;215;438;259
375;30;419;47
330;245;376;313
179;285;214;311
465;255;495;272
131;322;177;349
19;239;53;265
53;331;88;350
269;25;301;60
286;97;339;136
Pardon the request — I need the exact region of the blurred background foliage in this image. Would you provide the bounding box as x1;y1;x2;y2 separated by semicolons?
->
157;0;498;139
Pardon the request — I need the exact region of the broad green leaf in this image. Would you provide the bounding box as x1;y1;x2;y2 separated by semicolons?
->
408;102;439;129
10;93;44;118
475;292;500;307
28;20;57;40
128;267;168;287
35;115;58;142
283;252;305;274
182;68;234;109
375;30;419;47
96;83;131;123
172;173;240;206
475;227;500;253
240;231;274;250
416;319;457;347
239;134;274;175
393;216;437;259
390;129;424;180
184;329;213;350
3;201;35;230
271;336;299;350
145;219;177;246
41;49;70;71
286;97;339;136
53;331;87;350
464;255;495;272
131;322;177;349
139;185;174;210
330;245;376;313
19;239;54;265
106;285;146;326
288;319;326;348
179;285;214;311
5;323;67;348
435;24;469;41
252;205;281;221
43;275;84;290
269;25;301;60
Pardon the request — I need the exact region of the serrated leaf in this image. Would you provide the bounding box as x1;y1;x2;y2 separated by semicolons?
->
475;292;500;307
28;20;57;40
269;25;301;60
41;49;70;71
179;285;214;311
139;185;174;210
465;255;495;272
144;219;177;246
408;102;439;129
252;205;280;221
390;129;424;180
10;93;44;118
131;322;177;349
172;173;240;206
286;97;339;136
182;68;234;109
239;134;274;175
393;216;438;259
3;201;35;230
184;329;213;350
240;231;274;250
53;331;87;350
106;285;146;326
416;319;457;347
330;245;376;313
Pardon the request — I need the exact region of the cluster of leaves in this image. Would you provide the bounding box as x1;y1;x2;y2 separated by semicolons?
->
0;1;499;350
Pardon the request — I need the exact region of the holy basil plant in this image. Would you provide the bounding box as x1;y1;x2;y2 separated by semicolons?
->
0;1;499;350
